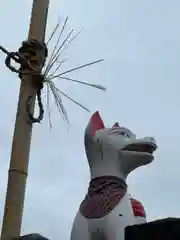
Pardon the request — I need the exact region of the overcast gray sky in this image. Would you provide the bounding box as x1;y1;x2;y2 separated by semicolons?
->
1;0;180;239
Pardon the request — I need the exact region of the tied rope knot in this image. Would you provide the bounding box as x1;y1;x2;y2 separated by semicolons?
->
0;39;48;123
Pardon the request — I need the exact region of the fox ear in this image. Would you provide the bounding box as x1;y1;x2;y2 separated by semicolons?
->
89;111;105;136
112;122;120;128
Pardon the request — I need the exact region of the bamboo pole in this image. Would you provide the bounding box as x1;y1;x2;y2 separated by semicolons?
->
1;1;49;240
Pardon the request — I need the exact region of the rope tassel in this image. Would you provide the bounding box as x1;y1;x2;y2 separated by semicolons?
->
0;17;106;126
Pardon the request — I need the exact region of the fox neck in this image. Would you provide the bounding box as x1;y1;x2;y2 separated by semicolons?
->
88;147;128;181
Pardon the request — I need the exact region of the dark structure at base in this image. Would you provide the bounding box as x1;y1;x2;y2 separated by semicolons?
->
12;218;180;240
125;217;180;240
13;234;49;240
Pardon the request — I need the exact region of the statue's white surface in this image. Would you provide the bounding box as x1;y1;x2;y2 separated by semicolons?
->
71;111;157;240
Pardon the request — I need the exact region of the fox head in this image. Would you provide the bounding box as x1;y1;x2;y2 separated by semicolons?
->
84;111;157;176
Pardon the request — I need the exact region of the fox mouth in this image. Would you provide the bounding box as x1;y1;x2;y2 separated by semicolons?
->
122;143;157;154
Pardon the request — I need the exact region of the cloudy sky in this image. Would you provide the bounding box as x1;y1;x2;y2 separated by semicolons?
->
1;0;180;239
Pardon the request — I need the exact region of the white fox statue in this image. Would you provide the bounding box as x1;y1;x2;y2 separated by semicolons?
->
71;111;157;240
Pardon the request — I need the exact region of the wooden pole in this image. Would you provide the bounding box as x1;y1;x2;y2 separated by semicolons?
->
1;1;49;240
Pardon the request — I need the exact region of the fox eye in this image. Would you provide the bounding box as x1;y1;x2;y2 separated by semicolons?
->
120;132;129;138
110;129;130;138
